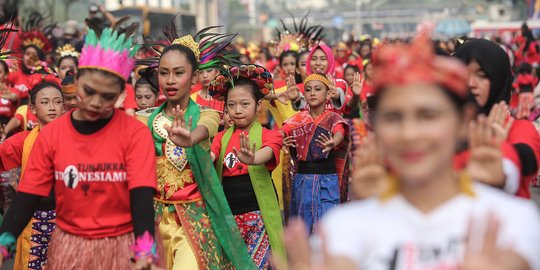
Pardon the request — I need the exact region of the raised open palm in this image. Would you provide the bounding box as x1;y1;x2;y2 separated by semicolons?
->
164;105;193;148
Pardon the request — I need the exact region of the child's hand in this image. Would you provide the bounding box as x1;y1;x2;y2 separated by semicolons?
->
233;132;257;165
282;135;295;153
326;74;340;101
467;115;505;187
316;132;336;153
164;105;193;148
351;72;364;96
286;75;300;102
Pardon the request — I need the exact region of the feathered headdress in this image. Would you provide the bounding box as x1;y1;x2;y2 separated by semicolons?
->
137;16;241;73
14;11;55;54
208;64;274;100
56;44;80;60
0;23;17;61
79;16;139;81
272;11;324;56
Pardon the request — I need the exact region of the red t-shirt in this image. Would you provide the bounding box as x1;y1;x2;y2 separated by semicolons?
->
0;88;17;118
7;69;32;100
18;110;157;238
192;92;224;113
14;105;38;130
211;128;282;177
120;84;137;111
0;130;29;171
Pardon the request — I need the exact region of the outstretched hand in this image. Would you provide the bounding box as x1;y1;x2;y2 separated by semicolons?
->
460;213;529;270
164;105;193;148
316;133;336;153
487;101;513;142
286;75;300;102
325;74;340;100
351;72;364;96
282;135;295;153
466;115;505;186
351;135;388;199
271;218;357;270
233;132;257;165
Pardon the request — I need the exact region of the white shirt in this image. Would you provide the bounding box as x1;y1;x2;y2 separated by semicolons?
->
322;183;540;270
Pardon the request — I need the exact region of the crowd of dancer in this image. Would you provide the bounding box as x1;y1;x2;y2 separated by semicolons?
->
0;4;539;270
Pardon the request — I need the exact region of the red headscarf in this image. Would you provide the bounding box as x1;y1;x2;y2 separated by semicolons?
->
372;35;468;99
306;44;336;75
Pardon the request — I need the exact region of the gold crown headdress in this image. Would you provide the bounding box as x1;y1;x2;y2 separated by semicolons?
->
137;16;241;90
56;44;80;59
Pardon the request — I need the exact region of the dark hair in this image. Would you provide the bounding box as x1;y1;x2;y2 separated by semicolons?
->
135;77;159;96
160;44;198;73
344;64;360;74
57;55;79;69
279;50;298;67
0;60;9;75
76;68;126;92
227;77;264;103
61;70;76;86
518;63;533;74
29;80;63;105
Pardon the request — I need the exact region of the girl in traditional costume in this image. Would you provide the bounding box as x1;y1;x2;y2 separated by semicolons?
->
0;21;161;270
136;25;255;269
208;64;285;269
0;77;63;270
281;74;350;234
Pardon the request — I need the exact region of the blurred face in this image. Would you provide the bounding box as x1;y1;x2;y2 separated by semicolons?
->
198;68;219;88
23;47;39;69
360;44;371;57
223;110;234;129
135;85;158;110
58;58;77;80
304;80;328;109
336;47;347;58
467;59;490;107
310;48;329;75
158;50;198;103
63;93;78;111
344;68;356;86
296;53;309;80
30;87;64;126
364;63;373;80
75;71;122;121
227;85;259;130
373;84;462;184
535;90;540;109
281;55;296;76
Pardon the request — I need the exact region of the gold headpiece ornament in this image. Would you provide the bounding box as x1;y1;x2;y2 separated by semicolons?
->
172;35;200;61
56;44;80;59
